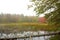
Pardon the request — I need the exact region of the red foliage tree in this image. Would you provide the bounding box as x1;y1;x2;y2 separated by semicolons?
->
39;17;46;23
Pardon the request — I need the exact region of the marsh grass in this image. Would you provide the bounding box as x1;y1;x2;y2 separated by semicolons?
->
0;22;58;33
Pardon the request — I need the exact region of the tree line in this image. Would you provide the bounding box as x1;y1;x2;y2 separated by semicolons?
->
0;14;38;23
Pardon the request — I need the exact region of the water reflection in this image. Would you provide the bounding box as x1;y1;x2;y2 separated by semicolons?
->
0;31;50;40
17;36;49;40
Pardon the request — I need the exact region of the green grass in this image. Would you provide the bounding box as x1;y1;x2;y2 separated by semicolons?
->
0;22;59;33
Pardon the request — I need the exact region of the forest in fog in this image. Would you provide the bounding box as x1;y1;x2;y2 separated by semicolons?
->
0;14;38;23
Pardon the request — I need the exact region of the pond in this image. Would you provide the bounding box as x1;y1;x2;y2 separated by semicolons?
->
0;31;50;40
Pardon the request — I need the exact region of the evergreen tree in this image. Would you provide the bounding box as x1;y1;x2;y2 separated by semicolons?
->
30;0;60;40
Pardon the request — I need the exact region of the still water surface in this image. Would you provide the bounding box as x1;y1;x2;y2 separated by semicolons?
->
17;36;49;40
0;31;50;40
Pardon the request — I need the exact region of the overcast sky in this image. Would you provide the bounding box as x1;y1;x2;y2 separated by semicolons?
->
0;0;37;16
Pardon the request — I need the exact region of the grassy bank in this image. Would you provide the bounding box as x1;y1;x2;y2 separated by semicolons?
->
0;22;57;33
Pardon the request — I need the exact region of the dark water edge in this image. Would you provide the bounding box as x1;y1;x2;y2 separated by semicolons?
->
17;36;50;40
